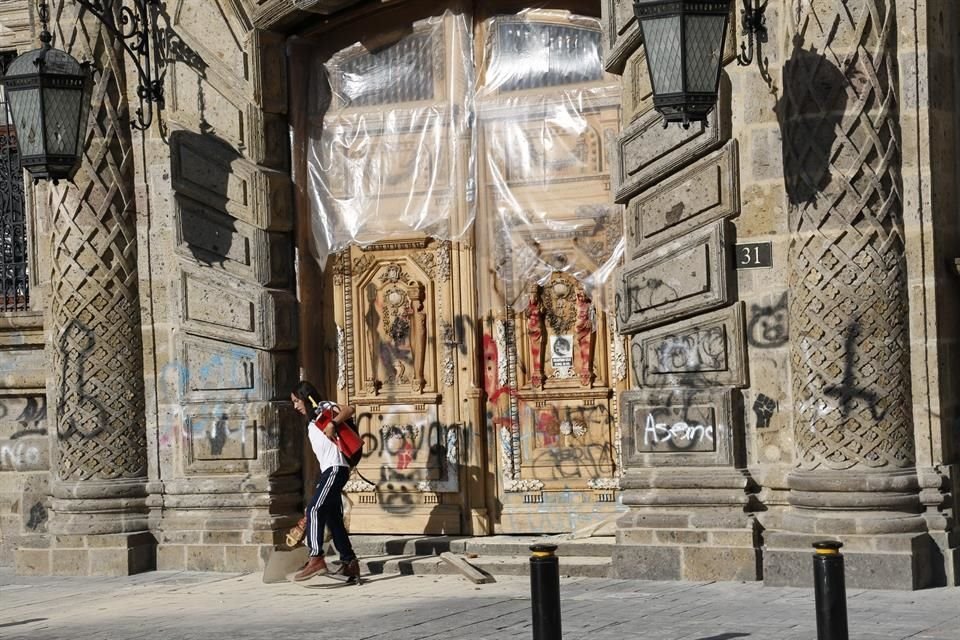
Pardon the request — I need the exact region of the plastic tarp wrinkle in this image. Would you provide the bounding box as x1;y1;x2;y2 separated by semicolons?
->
300;9;623;312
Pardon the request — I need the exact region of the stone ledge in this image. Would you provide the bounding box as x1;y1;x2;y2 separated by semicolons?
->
763;531;941;590
612;543;759;582
157;543;272;572
15;532;155;576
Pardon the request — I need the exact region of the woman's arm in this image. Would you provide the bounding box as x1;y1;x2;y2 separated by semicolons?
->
333;405;355;425
322;404;355;439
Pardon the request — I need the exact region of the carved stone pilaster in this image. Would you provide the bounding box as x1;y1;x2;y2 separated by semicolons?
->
765;0;930;589
16;1;153;576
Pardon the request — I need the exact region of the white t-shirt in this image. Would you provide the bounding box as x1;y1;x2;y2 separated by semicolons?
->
308;401;348;472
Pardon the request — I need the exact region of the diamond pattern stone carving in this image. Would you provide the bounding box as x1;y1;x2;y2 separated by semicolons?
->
783;0;913;471
48;3;147;481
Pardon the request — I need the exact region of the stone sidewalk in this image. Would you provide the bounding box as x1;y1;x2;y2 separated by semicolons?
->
0;566;957;640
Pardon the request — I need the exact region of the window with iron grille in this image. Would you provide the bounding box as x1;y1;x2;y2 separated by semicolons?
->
1;51;28;312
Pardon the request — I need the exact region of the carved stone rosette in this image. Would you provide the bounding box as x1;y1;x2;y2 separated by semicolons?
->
45;2;148;535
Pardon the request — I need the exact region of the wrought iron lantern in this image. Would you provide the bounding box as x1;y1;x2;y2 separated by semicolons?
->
0;0;165;184
632;0;732;127
1;4;92;183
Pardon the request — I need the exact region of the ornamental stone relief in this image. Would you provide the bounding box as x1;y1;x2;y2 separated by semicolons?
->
781;0;914;471
49;9;146;482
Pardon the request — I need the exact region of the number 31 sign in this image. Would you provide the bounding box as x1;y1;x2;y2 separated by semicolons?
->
735;242;773;269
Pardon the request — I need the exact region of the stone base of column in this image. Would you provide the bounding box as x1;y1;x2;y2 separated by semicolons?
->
763;530;936;590
152;483;300;572
15;531;155;577
612;468;760;582
763;468;936;589
155;519;279;573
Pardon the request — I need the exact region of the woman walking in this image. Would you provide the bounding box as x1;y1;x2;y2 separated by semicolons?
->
290;380;360;581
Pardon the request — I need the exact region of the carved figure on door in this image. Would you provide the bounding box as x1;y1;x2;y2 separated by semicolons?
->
575;289;594;386
526;283;544;388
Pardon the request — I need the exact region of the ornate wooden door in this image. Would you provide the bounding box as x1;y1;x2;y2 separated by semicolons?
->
303;7;626;536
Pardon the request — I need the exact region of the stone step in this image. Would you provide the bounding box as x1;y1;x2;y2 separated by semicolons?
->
338;535;617;560
352;553;613;579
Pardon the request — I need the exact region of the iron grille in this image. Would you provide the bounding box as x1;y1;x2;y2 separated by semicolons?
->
1;51;28;312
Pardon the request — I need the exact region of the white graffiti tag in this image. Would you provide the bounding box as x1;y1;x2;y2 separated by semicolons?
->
643;414;714;446
0;443;44;470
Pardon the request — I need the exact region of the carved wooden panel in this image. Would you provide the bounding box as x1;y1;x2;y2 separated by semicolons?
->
515;390;616;488
349;255;438;397
332;239;463;533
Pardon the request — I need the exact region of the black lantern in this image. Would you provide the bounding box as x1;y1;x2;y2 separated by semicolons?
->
633;0;731;127
0;4;91;183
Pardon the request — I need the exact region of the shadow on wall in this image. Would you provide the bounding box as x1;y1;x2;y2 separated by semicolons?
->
168;130;242;270
776;35;848;208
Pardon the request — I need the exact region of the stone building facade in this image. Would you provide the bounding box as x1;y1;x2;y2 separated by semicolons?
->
0;0;956;589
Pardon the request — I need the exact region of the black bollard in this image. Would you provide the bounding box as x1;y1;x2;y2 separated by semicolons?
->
812;540;849;640
529;543;562;640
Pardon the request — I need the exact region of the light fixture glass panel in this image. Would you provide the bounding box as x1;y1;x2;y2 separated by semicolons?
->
684;14;727;93
44;88;82;157
642;16;683;95
7;86;44;158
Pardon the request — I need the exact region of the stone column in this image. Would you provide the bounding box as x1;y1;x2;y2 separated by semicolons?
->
764;0;930;589
17;1;153;576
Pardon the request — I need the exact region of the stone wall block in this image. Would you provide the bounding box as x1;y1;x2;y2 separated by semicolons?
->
627;141;740;258
611;79;730;204
179;401;300;477
175;334;297;404
0;1;32;50
252;30;289;115
601;0;642;74
620;49;654;126
174;196;293;287
616;221;731;333
621;387;741;468
630;303;748;389
171;133;293;232
612;545;681;580
177;265;298;350
247;106;291;171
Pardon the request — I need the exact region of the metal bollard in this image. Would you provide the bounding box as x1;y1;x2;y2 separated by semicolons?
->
812;540;849;640
529;543;562;640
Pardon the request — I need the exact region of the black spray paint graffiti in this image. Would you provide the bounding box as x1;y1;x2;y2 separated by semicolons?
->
26;502;47;531
56;320;108;440
824;322;884;421
747;292;789;348
617;279;681;324
753;393;778;429
531;442;615;480
208;415;229;456
7;397;48;439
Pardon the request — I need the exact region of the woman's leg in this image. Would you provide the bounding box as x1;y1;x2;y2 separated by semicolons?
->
305;468;337;557
325;466;356;564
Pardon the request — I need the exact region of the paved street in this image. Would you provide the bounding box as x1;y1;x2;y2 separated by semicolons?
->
0;567;957;640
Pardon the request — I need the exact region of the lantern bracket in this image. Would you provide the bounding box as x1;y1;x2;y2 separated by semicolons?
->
736;0;770;80
65;0;166;130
